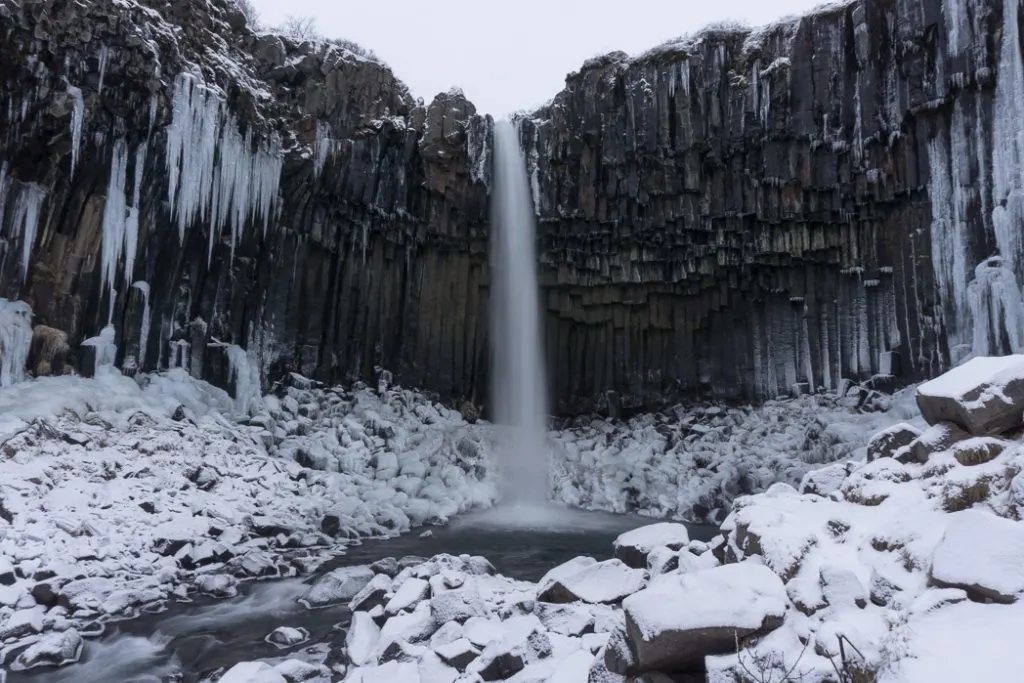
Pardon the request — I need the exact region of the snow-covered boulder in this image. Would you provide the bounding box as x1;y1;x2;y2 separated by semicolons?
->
866;422;921;461
10;628;83;671
299;565;374;608
266;626;310;648
536;559;646;604
798;461;853;496
434;637;481;671
917;356;1024;436
219;661;288;683
621;564;787;674
930;509;1024;603
613;523;691;569
906;422;971;464
347;612;382;666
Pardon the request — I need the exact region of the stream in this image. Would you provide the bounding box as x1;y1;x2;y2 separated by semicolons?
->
9;506;717;683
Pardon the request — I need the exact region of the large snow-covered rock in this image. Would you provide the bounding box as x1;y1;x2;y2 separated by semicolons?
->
621;564;788;674
917;356;1024;436
218;661;288;683
10;628;83;671
299;565;374;608
613;523;691;569
930;509;1024;603
537;559;646;604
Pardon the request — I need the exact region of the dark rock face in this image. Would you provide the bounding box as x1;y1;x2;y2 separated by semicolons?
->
2;0;1023;414
0;0;491;404
523;0;1022;413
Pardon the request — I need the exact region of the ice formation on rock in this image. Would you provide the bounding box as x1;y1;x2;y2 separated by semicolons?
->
82;325;118;374
100;140;129;301
67;84;84;176
165;73;283;258
968;257;1024;358
8;181;45;282
133;281;151;366
992;0;1024;278
0;298;32;387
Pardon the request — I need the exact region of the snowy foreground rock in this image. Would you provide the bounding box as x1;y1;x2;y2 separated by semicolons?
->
0;369;496;667
201;357;1024;683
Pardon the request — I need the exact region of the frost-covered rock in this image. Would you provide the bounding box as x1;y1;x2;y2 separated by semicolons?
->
906;421;972;464
930;509;1024;603
621;564;787;674
434;637;481;671
917;356;1024;436
866;422;922;461
10;628;83;671
266;626;310;648
536;559;646;604
613;523;690;569
348;612;383;666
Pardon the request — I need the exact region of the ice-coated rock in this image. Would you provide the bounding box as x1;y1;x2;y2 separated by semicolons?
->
917;356;1024;436
11;629;83;671
266;626;310;648
622;564;787;674
613;523;691;569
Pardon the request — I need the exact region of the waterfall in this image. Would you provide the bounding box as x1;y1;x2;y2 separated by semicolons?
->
491;119;549;505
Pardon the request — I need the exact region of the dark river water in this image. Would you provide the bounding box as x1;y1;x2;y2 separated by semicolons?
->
8;505;717;683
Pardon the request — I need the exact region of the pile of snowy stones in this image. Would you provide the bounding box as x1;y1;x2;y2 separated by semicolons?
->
550;388;918;523
0;369;496;670
212;355;1024;683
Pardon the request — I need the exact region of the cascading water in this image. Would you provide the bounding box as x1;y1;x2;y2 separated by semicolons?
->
490;119;550;506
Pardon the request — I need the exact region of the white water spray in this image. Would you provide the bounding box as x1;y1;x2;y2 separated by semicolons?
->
491;119;549;505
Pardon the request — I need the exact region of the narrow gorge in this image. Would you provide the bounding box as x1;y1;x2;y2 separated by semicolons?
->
2;0;1022;417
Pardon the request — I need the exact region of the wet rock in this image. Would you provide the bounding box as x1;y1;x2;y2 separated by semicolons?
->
299;566;374;608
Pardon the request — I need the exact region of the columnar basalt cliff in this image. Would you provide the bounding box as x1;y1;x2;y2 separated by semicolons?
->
523;0;1024;413
0;0;492;404
2;0;1024;415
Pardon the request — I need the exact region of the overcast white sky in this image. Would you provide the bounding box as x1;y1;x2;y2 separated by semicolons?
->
250;0;823;117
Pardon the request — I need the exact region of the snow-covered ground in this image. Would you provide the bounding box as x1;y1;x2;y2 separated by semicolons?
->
0;369;497;669
150;359;1024;683
0;352;983;677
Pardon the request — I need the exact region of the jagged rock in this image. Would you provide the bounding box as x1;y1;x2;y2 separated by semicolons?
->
867;423;922;462
351;574;393;613
218;661;288;683
434;638;480;671
917;357;1024;436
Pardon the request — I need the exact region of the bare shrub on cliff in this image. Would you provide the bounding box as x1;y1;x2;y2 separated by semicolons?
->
234;0;260;28
280;15;319;41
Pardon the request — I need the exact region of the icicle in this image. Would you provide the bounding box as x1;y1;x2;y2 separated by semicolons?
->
101;140;129;301
132;281;150;368
81;325;117;375
216;342;263;416
97;45;110;95
124;144;145;286
313;120;331;179
148;94;158;138
67;85;84;177
0;162;9;228
165;73;282;249
0;299;32;387
992;0;1024;278
9;183;46;282
967;256;1024;357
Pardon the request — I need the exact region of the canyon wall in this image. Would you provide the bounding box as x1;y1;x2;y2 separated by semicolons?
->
2;0;1024;415
0;0;492;405
523;0;1024;413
